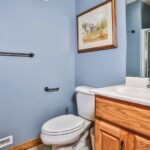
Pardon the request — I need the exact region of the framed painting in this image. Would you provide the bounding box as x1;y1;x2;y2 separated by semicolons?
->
77;0;117;53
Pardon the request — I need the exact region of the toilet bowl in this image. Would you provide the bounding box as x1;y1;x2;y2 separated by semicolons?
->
41;115;91;145
41;86;95;149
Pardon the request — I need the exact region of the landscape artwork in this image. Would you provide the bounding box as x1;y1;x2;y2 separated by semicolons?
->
77;0;117;53
82;15;108;43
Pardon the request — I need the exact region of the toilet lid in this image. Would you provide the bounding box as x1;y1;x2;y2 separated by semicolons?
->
42;115;85;135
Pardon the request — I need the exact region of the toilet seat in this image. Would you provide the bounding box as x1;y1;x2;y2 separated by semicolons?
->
41;115;91;145
42;115;85;136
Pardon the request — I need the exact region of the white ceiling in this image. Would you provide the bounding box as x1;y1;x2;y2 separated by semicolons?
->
143;0;150;6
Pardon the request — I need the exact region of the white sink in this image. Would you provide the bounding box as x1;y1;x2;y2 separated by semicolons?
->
91;77;150;106
116;87;150;99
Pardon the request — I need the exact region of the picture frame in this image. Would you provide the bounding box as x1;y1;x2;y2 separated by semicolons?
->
77;0;117;53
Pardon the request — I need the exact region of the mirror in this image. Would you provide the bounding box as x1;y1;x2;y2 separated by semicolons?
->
126;0;150;77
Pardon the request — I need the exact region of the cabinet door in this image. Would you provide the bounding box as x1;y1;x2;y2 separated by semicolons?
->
95;120;128;150
134;136;150;150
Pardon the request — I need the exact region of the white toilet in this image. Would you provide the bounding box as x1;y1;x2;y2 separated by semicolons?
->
40;86;95;150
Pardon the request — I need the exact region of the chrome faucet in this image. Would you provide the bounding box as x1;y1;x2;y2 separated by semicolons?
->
147;79;150;88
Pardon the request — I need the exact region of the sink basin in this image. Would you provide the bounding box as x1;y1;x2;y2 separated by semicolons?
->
91;78;150;106
116;86;150;99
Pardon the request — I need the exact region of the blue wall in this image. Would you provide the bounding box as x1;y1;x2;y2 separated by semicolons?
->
75;0;127;87
0;0;75;147
126;1;141;77
0;0;127;148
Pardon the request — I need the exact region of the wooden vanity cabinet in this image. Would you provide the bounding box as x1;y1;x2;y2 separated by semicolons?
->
95;120;129;150
134;136;150;150
95;95;150;150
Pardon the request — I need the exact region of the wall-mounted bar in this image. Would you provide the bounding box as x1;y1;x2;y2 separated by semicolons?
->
0;51;34;57
44;87;59;92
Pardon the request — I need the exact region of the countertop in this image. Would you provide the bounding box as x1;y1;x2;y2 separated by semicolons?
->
91;85;150;106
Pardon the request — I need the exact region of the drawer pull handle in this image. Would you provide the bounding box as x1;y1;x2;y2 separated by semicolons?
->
120;141;124;150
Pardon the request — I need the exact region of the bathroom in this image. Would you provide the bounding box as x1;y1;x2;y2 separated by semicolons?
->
0;0;149;150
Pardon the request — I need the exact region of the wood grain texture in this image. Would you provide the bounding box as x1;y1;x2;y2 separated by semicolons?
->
101;132;119;150
135;136;150;150
127;133;135;150
8;138;41;150
96;96;150;137
95;120;128;150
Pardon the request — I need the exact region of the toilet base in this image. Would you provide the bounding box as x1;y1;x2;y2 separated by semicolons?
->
52;130;90;150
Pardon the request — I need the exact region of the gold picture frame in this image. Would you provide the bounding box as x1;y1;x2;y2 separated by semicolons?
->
77;0;117;53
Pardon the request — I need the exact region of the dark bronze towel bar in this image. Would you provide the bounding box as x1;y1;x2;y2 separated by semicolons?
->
44;87;59;92
0;51;34;57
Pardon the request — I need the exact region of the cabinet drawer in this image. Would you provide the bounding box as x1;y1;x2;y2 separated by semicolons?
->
96;96;150;137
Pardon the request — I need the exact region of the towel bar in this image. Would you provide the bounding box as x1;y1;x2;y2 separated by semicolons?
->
0;51;34;57
44;87;59;92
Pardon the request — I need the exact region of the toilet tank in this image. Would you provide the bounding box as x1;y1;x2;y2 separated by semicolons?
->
75;86;95;121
